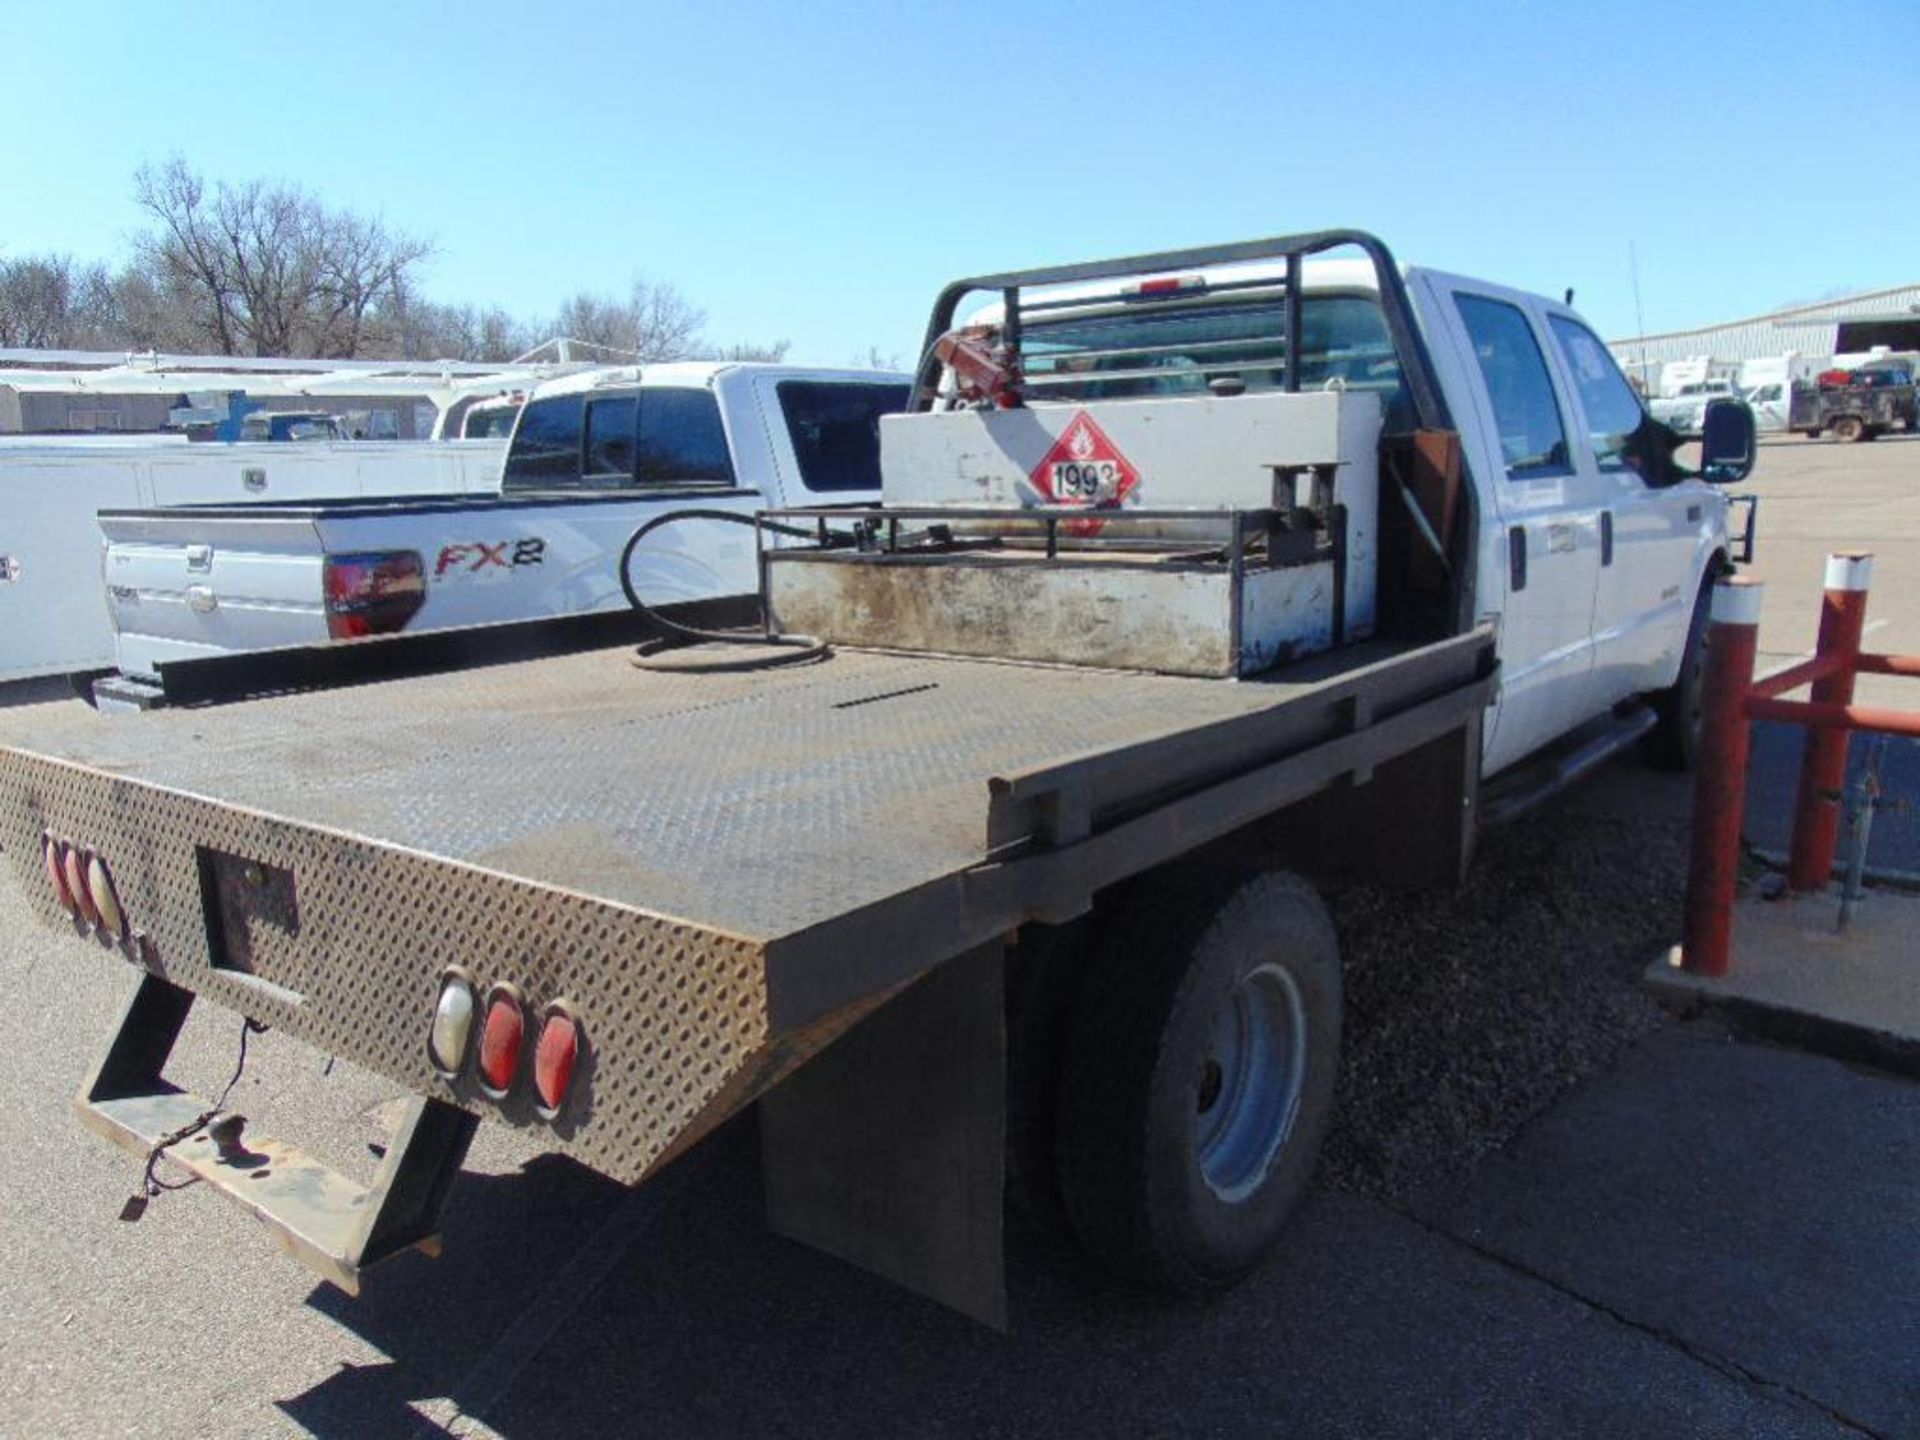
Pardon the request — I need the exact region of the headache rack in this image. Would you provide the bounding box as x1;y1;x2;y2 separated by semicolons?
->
901;228;1477;638
907;228;1452;426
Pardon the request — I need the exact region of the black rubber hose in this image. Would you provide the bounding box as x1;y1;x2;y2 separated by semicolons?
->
617;508;851;672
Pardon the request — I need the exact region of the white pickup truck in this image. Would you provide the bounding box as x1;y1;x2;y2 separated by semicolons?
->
94;363;908;704
0;436;506;685
0;231;1760;1324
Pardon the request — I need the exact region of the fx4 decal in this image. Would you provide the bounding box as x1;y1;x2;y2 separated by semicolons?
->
434;539;546;577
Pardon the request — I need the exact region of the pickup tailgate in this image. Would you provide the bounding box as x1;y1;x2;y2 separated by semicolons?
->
103;510;332;679
104;489;779;683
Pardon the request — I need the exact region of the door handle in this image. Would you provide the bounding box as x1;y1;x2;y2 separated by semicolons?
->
1508;526;1527;592
1600;510;1614;567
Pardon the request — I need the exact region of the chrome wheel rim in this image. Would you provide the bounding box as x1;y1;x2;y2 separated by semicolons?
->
1195;961;1308;1203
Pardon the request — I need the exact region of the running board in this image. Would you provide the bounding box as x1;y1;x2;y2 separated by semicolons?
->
76;974;477;1295
1480;706;1658;828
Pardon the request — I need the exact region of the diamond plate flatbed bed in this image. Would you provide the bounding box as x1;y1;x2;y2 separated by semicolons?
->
0;629;1491;1301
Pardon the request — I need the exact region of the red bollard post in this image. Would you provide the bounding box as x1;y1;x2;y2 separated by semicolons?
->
1787;551;1874;890
1681;576;1763;978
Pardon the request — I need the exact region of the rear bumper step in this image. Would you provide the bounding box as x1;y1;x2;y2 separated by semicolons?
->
79;975;477;1295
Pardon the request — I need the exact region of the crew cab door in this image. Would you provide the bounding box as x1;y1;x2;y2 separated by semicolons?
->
1541;312;1714;712
1420;276;1608;775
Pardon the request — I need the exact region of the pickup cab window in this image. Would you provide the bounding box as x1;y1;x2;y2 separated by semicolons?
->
1455;296;1571;478
1546;315;1644;471
584;394;638;479
637;389;733;486
1019;293;1411;429
504;388;734;490
503;393;585;486
777;381;910;492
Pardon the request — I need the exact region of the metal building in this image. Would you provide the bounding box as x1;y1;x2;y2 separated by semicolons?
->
1611;284;1920;378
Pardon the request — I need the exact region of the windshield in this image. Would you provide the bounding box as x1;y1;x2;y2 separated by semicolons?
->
1017;292;1409;428
463;407;518;439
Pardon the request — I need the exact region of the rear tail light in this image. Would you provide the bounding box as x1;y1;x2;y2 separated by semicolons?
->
323;550;425;640
477;984;526;1098
43;835;77;916
428;968;478;1077
86;853;127;940
63;845;102;929
533;1003;582;1118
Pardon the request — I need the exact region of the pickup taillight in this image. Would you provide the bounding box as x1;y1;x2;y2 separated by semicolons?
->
323;551;426;640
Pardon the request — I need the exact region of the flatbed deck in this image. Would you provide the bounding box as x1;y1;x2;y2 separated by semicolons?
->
0;631;1491;1187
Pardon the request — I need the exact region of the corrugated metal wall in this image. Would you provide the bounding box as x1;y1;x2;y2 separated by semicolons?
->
1610;284;1920;368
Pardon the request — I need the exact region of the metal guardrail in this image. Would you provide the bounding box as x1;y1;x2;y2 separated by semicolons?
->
1681;552;1920;975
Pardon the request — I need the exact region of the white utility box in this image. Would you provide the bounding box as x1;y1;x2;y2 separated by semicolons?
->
767;390;1383;678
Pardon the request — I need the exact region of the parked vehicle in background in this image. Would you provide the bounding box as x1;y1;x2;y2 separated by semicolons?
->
458;395;524;438
92;364;909;705
237;410;345;443
1650;377;1749;436
0;437;506;684
1738;355;1821;431
1789;369;1919;441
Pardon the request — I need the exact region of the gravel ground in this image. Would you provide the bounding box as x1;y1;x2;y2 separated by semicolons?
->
1320;758;1689;1202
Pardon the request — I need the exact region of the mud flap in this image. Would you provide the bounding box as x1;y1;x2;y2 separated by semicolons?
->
759;943;1007;1328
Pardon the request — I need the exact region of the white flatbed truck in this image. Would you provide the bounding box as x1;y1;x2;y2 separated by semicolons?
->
0;230;1756;1326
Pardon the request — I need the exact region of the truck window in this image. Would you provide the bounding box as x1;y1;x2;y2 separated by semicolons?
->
1546;315;1644;471
1020;293;1410;428
503;393;585;487
776;381;910;492
636;389;734;486
584;393;639;480
1455;296;1571;478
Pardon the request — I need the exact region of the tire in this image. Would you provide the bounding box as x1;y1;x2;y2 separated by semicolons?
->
1055;868;1341;1293
1832;415;1866;443
1644;571;1714;770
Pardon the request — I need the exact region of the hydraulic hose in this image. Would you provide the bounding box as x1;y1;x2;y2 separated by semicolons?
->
617;508;851;673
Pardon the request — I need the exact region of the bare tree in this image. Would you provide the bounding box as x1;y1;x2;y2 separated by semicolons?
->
0;256;76;347
849;345;906;372
705;339;792;363
0;255;130;348
547;280;711;361
131;157;431;358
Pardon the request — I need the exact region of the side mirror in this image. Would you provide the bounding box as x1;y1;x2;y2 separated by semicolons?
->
1699;397;1756;484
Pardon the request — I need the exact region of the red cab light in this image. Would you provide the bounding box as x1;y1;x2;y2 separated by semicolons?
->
323;550;426;640
43;836;77;915
533;1004;582;1117
63;845;102;928
477;986;526;1097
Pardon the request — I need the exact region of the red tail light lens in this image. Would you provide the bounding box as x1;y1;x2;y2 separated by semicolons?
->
63;845;102;928
477;986;526;1097
533;1004;581;1117
43;836;77;915
323;550;426;640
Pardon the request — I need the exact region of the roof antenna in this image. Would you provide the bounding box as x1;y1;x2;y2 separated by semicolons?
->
1563;288;1575;307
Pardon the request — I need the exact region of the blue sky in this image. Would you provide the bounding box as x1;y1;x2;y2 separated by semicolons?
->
2;0;1911;365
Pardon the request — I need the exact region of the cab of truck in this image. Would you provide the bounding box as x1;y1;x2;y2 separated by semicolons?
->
924;243;1754;776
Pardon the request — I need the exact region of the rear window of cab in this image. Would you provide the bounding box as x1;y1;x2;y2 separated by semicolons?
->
503;387;734;490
